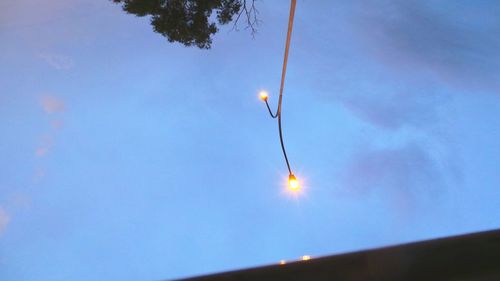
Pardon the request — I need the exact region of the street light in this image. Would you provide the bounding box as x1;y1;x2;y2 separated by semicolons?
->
260;91;300;192
288;174;299;191
259;90;269;101
259;0;299;191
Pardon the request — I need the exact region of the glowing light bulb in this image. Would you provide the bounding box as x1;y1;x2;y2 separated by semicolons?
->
288;174;299;191
259;90;269;101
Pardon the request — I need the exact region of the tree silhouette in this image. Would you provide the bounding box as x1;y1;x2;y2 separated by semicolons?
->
112;0;258;49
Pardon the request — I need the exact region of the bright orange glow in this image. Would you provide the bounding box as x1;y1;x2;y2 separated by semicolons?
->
288;174;299;191
301;255;311;261
259;90;269;101
279;260;286;265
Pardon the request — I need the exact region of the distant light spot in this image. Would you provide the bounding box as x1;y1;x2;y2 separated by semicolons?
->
301;255;311;261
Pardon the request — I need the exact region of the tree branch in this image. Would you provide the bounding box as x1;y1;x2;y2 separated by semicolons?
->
232;0;260;37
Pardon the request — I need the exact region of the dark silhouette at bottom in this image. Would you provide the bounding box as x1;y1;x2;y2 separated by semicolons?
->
175;229;500;281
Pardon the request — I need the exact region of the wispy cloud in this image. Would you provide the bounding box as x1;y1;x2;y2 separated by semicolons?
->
307;0;500;132
35;134;53;158
51;119;64;129
6;193;32;211
33;167;46;183
339;143;443;213
35;96;66;180
35;147;50;157
37;52;74;70
332;80;445;130
321;1;481;205
40;95;65;114
352;0;500;94
0;207;10;236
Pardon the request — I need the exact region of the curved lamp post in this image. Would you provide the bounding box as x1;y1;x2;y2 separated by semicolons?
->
260;0;299;191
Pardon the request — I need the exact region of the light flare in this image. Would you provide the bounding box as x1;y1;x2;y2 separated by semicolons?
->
259;90;269;101
288;174;300;191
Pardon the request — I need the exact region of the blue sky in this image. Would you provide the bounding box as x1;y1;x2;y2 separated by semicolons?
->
1;0;500;280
